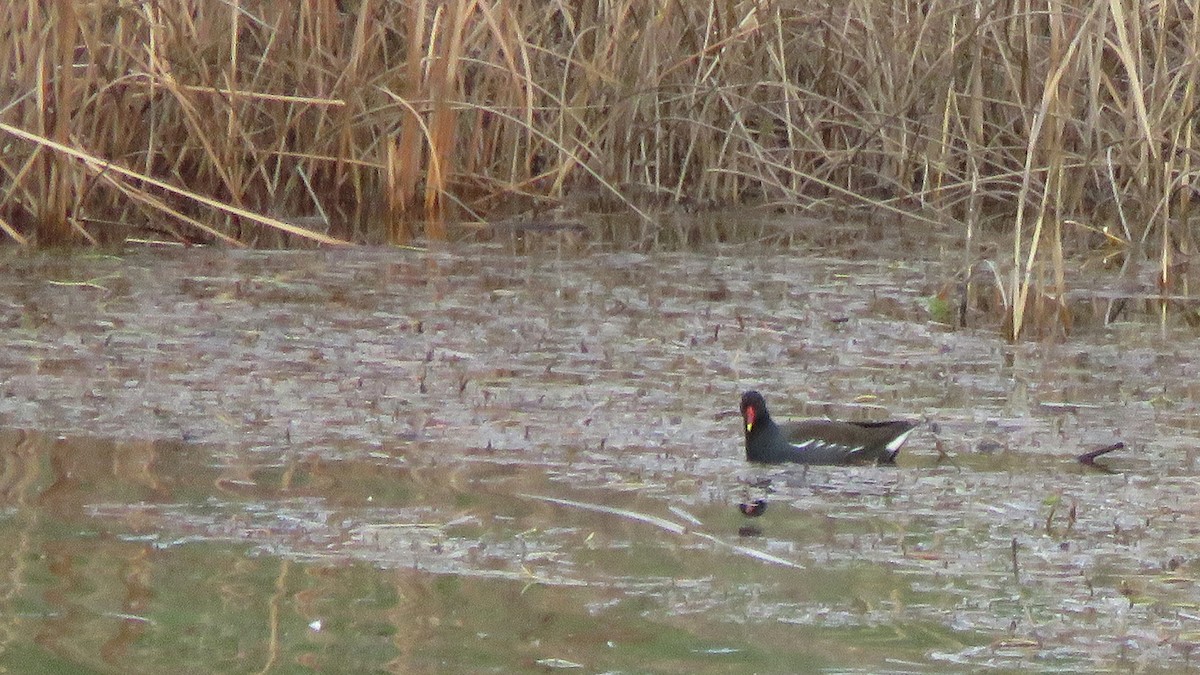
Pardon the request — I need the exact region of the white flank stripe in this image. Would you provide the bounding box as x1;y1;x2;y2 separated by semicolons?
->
886;428;915;453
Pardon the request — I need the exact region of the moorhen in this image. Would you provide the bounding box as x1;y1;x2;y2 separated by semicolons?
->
740;390;916;465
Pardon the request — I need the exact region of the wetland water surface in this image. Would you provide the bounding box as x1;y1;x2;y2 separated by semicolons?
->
1;243;1199;672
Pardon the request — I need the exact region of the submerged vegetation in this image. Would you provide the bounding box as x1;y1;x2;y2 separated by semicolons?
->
1;1;1198;337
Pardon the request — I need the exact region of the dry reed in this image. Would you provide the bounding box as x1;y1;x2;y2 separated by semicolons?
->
1;1;1198;337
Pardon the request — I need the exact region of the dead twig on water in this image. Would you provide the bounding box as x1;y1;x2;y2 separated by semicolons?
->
1010;537;1020;583
1076;442;1125;466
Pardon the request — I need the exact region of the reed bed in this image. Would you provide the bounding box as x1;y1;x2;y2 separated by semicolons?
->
1;1;1198;338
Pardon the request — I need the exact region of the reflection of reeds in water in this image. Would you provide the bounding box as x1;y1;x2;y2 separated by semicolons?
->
2;2;1199;335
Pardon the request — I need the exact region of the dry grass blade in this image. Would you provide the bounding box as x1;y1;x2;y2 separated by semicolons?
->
0;215;28;245
519;493;804;570
0;122;350;246
1008;3;1096;341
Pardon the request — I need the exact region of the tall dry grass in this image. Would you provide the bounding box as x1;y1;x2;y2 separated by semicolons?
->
1;1;1198;338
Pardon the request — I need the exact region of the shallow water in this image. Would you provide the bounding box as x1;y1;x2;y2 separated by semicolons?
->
1;242;1199;672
